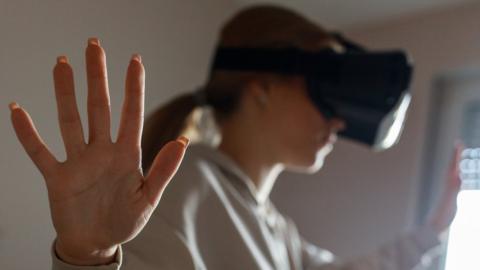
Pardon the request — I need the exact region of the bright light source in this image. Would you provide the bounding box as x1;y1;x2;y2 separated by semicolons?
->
444;190;480;270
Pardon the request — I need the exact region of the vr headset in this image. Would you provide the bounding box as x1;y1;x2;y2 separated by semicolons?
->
208;33;413;151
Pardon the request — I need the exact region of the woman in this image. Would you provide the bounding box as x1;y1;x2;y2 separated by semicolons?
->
10;5;460;270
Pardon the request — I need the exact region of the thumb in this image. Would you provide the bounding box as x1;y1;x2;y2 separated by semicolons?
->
144;136;189;207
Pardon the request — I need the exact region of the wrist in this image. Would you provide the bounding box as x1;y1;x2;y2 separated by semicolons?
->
54;237;118;266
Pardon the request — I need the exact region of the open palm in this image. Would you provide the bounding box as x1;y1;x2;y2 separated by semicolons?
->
9;38;188;265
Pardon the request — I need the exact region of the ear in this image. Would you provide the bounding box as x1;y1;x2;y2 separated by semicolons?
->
245;78;269;108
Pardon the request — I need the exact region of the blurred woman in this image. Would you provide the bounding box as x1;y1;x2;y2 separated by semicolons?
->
10;5;461;270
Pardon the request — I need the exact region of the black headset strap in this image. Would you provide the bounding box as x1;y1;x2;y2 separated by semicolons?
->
208;46;340;79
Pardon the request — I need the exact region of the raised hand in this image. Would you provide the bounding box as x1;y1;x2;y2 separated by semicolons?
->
9;38;188;266
426;142;463;235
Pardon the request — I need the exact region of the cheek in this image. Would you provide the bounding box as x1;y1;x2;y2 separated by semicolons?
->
273;95;331;166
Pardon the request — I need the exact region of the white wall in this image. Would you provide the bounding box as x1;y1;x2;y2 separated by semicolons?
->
271;1;480;260
0;0;235;268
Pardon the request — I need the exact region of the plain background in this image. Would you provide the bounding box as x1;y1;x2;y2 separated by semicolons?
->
1;0;479;269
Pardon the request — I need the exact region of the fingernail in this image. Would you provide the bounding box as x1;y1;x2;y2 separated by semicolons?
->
88;37;100;46
9;102;19;111
131;53;142;63
177;136;190;148
57;56;68;64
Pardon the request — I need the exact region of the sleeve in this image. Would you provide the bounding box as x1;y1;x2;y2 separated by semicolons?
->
51;240;122;270
51;213;200;270
303;225;442;270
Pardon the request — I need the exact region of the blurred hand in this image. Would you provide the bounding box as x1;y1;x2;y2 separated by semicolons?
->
426;142;463;236
9;38;188;266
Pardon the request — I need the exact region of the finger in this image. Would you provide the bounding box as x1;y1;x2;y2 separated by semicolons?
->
86;38;111;143
116;54;144;147
144;137;189;207
435;143;463;225
9;103;58;178
448;142;463;190
452;141;463;171
432;143;464;224
53;56;86;157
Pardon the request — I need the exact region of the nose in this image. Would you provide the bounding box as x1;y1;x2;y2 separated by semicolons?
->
330;118;346;133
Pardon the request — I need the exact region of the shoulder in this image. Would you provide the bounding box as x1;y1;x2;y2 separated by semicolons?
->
154;144;224;223
266;203;336;265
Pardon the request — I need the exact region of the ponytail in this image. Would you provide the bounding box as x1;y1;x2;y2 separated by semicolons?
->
142;72;250;172
141;92;197;171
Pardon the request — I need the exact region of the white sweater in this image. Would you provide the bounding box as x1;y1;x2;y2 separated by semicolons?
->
52;143;440;270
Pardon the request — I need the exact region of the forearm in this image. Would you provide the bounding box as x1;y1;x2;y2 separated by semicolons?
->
305;225;441;270
337;225;441;270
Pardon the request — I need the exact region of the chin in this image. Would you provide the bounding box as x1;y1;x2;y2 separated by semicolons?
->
303;158;325;174
288;143;333;174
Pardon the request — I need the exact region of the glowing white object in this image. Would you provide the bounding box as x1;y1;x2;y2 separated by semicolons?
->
374;92;412;150
445;190;480;270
